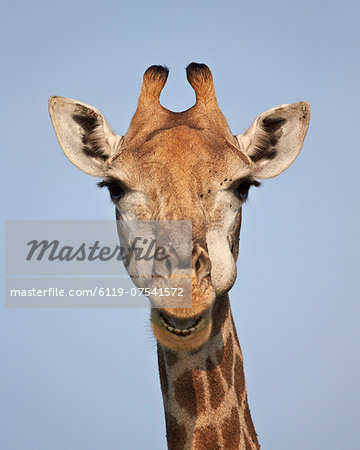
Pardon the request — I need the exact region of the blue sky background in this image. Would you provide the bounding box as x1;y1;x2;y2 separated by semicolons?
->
1;0;359;449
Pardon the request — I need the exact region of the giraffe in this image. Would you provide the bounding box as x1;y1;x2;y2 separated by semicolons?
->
49;63;310;449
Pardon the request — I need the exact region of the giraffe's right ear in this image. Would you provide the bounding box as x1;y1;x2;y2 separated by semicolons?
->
49;96;122;177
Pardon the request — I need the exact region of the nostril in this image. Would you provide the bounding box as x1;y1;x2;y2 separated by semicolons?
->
165;258;172;275
195;259;201;273
192;244;211;282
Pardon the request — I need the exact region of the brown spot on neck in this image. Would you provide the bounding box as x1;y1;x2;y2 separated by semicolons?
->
219;332;234;388
234;353;246;406
221;406;241;448
173;369;197;418
206;356;226;410
194;425;221;449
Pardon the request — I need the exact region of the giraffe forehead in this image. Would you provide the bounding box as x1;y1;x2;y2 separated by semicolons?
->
140;127;224;161
114;125;248;187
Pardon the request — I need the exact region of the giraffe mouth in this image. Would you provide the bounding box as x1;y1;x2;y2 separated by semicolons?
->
159;313;203;337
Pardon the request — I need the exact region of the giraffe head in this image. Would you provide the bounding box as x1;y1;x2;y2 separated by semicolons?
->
49;63;309;351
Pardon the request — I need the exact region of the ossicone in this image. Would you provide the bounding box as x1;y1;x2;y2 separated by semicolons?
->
138;65;169;107
186;62;217;105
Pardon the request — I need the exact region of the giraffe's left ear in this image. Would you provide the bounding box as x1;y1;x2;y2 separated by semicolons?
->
49;96;122;177
236;102;310;179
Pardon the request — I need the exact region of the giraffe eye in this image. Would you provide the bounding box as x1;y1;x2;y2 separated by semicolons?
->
235;183;251;200
107;182;124;200
97;179;127;200
232;178;261;201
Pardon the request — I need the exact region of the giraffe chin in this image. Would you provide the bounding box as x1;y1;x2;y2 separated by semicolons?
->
150;285;215;351
151;310;212;351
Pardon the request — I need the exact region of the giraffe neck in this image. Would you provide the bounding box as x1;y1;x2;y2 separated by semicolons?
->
157;295;260;450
